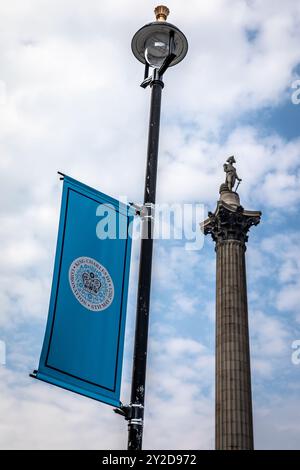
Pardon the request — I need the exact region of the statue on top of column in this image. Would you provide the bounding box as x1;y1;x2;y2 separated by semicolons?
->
223;156;242;192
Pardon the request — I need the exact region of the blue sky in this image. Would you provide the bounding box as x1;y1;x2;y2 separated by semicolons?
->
0;0;300;449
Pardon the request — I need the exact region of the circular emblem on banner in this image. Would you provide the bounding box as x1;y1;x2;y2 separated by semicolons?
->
69;257;114;311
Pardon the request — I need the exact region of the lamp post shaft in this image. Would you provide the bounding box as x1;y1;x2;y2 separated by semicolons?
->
128;77;164;450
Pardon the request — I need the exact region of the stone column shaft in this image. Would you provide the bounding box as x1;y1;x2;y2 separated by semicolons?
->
216;240;253;450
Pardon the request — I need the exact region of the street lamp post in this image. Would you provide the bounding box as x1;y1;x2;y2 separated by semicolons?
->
114;6;188;450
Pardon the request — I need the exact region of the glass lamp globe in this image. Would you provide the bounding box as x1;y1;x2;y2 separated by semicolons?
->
144;33;170;68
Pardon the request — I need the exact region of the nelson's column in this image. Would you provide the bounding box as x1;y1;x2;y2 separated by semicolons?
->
201;156;261;450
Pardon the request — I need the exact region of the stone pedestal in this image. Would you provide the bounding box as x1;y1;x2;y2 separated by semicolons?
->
201;195;261;450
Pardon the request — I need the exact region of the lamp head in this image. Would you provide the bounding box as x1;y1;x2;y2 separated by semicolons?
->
131;6;188;69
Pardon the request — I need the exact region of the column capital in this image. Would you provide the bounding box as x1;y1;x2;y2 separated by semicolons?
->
200;200;261;245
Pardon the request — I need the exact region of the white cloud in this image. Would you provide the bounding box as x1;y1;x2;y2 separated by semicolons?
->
164;0;300;121
277;286;300;319
260;233;300;320
251;310;290;359
156;124;300;212
0;368;126;450
145;335;214;449
254;393;300;449
0;333;215;450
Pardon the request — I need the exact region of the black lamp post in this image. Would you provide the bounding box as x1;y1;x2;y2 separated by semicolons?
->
114;5;188;450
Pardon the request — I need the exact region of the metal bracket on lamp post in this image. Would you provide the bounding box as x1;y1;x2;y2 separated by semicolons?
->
114;403;144;422
129;202;155;220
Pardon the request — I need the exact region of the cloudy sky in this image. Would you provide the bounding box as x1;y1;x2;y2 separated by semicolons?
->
1;0;300;449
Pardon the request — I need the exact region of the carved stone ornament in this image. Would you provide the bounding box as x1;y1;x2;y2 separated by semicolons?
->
200;200;261;245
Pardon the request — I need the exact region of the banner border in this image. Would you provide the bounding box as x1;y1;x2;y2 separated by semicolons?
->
34;175;133;407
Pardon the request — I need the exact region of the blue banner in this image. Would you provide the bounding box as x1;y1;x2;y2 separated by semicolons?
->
32;175;133;407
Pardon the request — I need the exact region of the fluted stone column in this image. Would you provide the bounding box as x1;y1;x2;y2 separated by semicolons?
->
201;189;261;450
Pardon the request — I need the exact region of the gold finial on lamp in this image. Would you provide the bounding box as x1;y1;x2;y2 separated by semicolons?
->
154;5;170;22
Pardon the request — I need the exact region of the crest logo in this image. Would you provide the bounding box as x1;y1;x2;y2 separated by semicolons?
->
82;272;101;295
69;257;114;311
